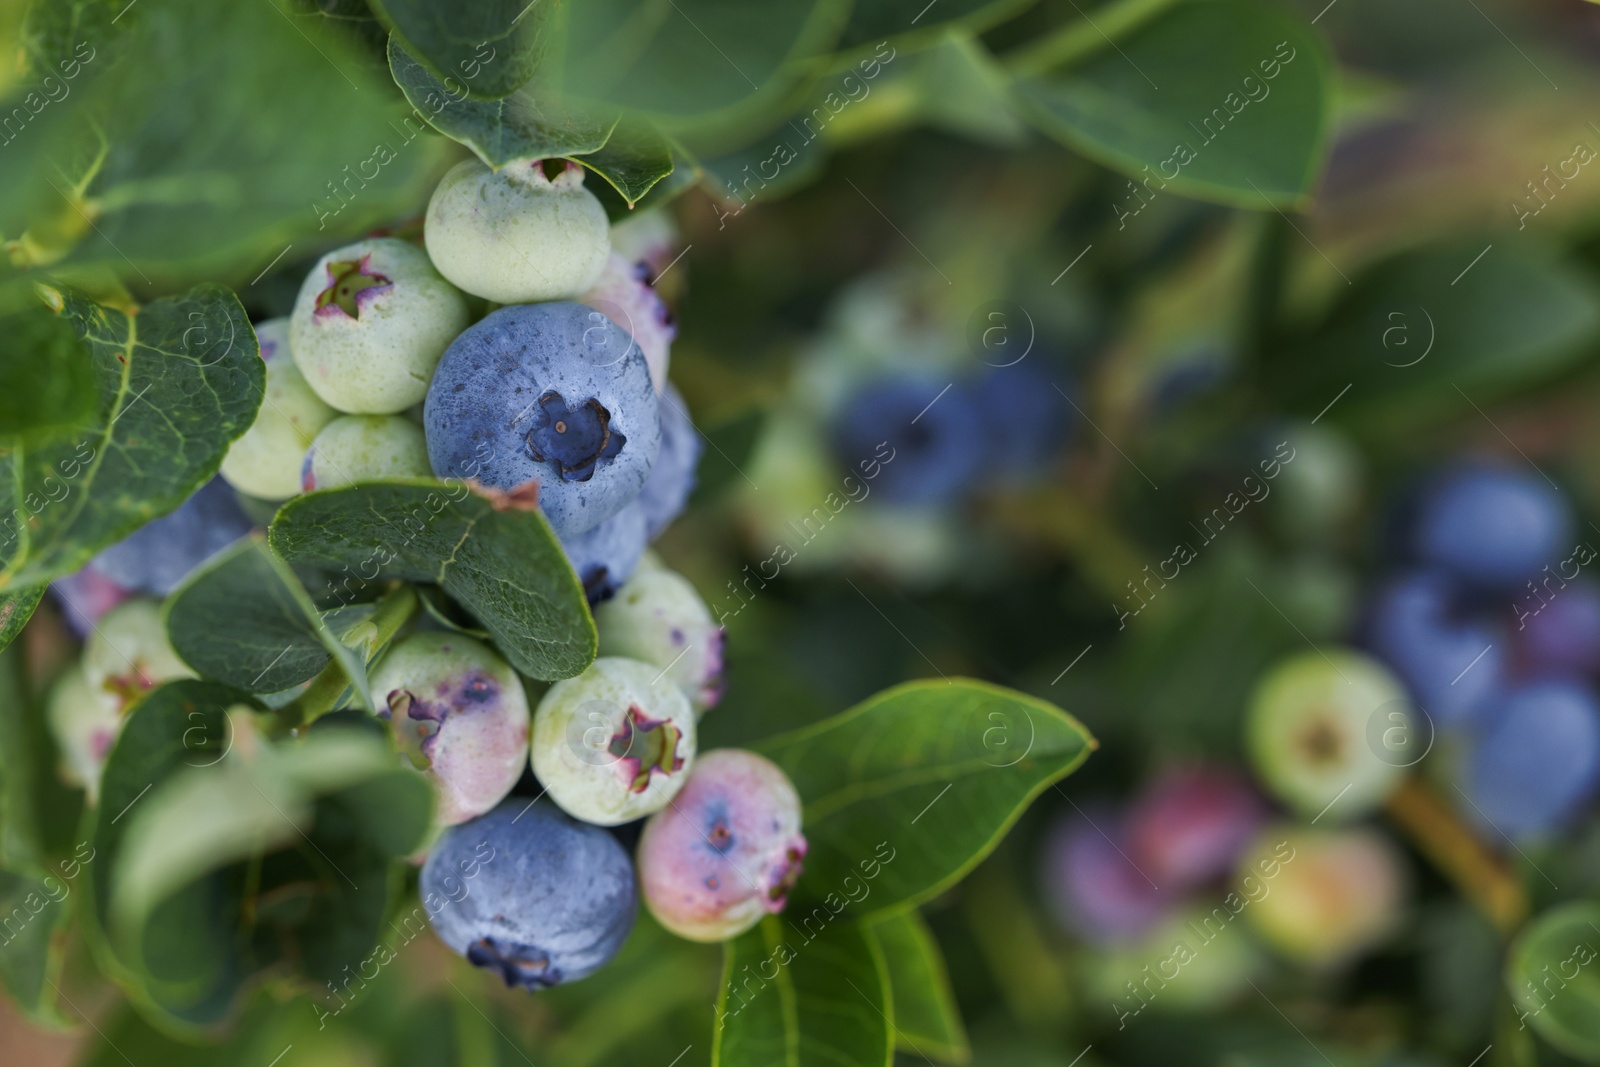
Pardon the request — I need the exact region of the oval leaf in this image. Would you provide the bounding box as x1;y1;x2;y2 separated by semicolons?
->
868;911;970;1064
0;285;262;591
372;0;554;99
1013;0;1333;207
268;480;597;680
757;679;1093;917
714;916;891;1067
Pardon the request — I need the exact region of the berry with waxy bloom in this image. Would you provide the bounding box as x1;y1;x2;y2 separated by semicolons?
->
220;319;338;499
594;558;724;712
302;414;431;491
637;749;806;942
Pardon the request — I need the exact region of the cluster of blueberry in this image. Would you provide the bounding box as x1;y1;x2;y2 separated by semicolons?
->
1363;463;1600;836
42;157;813;987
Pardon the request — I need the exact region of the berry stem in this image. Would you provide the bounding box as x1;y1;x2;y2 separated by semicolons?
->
1384;776;1527;934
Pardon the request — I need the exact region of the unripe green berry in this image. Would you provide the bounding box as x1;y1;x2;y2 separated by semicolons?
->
302;414;431;491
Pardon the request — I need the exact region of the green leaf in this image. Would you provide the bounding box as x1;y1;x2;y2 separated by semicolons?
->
1013;0;1333;208
0;303;95;440
713;916;892;1067
757;679;1093;917
371;0;554;99
388;37;615;167
558;0;852;135
164;537;372;707
0;641;83;873
1505;901;1600;1060
867;912;970;1064
0;284;262;592
1266;244;1600;428
269;480;597;680
837;0;1034;53
0;585;44;655
575;118;677;207
0;865;72;1025
12;0;450;288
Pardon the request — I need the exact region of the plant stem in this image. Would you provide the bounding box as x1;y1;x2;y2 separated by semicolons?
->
1385;777;1527;935
1006;0;1186;79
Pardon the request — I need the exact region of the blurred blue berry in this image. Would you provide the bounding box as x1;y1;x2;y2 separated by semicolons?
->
1466;679;1600;836
91;477;253;595
834;376;982;505
1367;571;1504;727
1414;465;1572;589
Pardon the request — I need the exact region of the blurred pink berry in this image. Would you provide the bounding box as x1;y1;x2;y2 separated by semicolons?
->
1125;766;1266;890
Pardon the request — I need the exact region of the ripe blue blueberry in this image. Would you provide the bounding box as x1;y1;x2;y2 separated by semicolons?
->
290;238;470;414
1519;580;1600;678
91;476;253;595
637;749;806;942
369;633;530;826
595;556;725;713
560;501;648;603
581;252;675;392
302;414;432;492
1465;679;1600;836
530;657;696;826
422;799;636;989
834;375;981;505
1124;765;1265;891
1414;464;1572;589
635;384;700;540
974;362;1069;480
1041;805;1171;944
425;159;610;304
424;302;661;539
1366;570;1504;726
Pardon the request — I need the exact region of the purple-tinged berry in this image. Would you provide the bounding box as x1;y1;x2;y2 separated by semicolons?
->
1041;805;1171;944
1414;464;1572;589
1125;766;1265;891
530;657;696;826
581;252;675;392
1465;679;1600;837
422;799;636;989
637;749;806;942
302;414;431;492
1518;580;1600;678
50;565;131;639
91;477;253;594
635;384;700;540
47;661;118;804
595;558;724;713
369;633;530;826
425;159;610;304
424;302;660;539
1246;650;1409;821
290;238;469;414
1366;570;1504;726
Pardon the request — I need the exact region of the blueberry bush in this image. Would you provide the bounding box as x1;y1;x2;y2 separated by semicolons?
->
3;0;1600;1065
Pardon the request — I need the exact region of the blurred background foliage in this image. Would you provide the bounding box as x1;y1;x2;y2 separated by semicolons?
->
9;0;1600;1064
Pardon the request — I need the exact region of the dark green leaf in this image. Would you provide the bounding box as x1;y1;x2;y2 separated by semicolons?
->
388;37;614;167
269;480;597;680
1505;901;1600;1060
574;118;677;206
1266;244;1600;428
1013;0;1333;207
757;679;1093;917
868;911;970;1064
0;303;95;440
0;640;83;873
0;585;43;655
371;0;554;99
0;285;262;592
164;537;372;706
713;916;892;1067
0;865;72;1025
